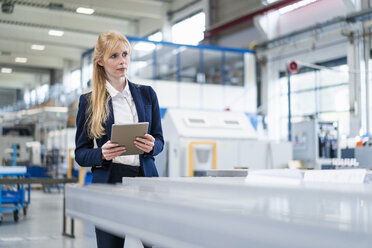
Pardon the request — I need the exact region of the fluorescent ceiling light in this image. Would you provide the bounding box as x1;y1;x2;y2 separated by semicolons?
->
76;7;95;15
15;57;27;63
1;67;12;73
279;0;318;15
48;29;64;36
31;44;45;51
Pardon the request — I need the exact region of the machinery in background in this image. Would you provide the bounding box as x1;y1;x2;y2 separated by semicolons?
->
163;109;292;177
353;147;372;168
25;141;41;165
292;119;340;169
0;126;34;166
0;107;71;181
341;137;372;169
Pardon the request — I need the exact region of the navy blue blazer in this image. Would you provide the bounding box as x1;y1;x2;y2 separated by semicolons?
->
75;81;164;183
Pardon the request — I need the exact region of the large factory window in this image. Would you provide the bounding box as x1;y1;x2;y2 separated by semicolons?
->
24;84;49;106
280;64;350;139
172;12;205;45
148;31;163;42
64;69;81;93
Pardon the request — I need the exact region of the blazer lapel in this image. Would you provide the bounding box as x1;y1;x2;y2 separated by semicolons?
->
105;96;115;139
129;81;145;122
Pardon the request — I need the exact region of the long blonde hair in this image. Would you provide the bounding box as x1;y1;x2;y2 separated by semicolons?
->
87;30;131;139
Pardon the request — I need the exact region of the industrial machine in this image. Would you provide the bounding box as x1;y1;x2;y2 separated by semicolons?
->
163;109;292;177
347;147;372;168
1;106;69;165
0;126;33;166
292;119;340;169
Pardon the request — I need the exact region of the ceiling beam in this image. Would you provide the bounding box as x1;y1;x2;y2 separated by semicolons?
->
29;0;165;19
0;5;133;35
0;38;82;61
0;23;97;49
0;53;64;69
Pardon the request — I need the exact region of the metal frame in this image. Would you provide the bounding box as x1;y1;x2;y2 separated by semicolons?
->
0;167;30;223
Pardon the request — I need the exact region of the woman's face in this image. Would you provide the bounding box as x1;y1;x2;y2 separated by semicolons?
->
99;42;130;81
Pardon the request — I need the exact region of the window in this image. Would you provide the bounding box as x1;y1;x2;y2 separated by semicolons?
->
148;31;162;42
64;69;81;93
172;12;205;45
36;84;49;104
280;64;350;139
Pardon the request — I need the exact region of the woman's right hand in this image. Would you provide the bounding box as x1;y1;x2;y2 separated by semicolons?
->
101;141;126;160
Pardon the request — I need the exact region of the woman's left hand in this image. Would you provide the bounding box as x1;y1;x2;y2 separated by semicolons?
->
134;134;155;153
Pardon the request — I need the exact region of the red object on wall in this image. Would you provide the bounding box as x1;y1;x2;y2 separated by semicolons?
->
288;61;298;74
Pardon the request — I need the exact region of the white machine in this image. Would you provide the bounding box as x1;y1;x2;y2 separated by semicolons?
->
0;137;33;165
163;109;292;177
292;119;340;169
25;141;41;165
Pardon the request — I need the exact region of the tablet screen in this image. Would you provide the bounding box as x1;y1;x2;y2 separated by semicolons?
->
110;122;149;155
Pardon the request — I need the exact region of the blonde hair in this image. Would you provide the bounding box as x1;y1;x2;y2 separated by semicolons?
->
87;30;131;139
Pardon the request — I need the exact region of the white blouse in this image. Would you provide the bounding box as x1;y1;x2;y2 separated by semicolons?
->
106;80;140;166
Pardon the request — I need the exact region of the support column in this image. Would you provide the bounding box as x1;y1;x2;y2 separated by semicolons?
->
347;31;363;136
161;10;172;42
244;53;257;113
266;57;283;141
362;0;371;134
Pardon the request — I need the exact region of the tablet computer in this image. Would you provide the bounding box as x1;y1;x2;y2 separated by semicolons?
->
111;122;149;156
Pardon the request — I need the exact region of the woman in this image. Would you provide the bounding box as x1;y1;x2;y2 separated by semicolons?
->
75;30;163;248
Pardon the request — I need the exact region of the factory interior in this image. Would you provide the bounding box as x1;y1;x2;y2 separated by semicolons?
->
0;0;372;247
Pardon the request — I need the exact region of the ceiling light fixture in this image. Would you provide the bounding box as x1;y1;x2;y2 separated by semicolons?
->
31;44;45;51
48;29;64;37
1;67;12;73
15;57;27;63
76;7;94;15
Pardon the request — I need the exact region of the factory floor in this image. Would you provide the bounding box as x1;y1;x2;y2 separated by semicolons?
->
0;188;96;248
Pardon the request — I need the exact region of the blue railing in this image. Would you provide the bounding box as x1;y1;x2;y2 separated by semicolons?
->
81;36;254;89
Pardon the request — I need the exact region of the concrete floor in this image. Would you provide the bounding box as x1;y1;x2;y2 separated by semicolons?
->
0;189;96;248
